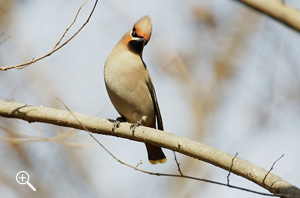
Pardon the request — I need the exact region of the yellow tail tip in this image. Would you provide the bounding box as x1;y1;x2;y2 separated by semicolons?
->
149;158;167;164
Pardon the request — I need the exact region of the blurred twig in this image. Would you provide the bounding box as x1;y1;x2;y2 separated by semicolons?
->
0;126;94;148
0;32;10;45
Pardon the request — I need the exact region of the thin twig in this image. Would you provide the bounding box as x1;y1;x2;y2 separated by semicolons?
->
56;98;135;165
135;160;143;168
263;154;285;185
98;142;283;197
173;151;183;176
53;0;88;50
227;152;238;185
0;0;98;71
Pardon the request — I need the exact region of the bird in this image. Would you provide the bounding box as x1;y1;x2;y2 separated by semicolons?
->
104;16;166;164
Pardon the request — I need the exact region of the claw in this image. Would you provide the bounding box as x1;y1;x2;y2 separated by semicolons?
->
130;123;139;135
112;116;126;133
130;116;147;136
112;121;121;133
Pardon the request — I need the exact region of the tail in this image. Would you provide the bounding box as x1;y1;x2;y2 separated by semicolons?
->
145;143;167;164
145;120;166;164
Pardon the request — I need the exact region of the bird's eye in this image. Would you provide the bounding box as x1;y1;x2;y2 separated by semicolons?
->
131;27;138;37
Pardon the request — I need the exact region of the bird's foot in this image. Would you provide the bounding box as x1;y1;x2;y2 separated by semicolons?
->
112;116;126;133
130;116;147;136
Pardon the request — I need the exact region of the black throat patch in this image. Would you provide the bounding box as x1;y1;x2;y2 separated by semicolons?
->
128;39;144;55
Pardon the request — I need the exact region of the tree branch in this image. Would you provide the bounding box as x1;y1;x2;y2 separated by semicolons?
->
0;99;299;197
235;0;300;33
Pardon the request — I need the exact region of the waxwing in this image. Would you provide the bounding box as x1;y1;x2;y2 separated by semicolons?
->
104;16;166;164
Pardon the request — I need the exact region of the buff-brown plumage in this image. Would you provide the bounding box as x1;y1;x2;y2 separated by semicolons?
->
104;16;166;164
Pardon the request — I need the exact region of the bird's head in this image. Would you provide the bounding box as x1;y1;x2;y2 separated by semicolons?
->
127;16;152;54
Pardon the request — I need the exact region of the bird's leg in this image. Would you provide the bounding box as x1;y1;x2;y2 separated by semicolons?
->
112;116;127;133
130;116;147;136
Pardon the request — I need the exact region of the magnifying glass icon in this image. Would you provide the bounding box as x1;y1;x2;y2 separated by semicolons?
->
16;171;36;191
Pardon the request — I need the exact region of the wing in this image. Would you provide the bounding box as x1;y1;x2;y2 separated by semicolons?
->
146;74;164;131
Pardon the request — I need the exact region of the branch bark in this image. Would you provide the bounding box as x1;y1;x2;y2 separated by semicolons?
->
0;99;299;197
235;0;300;33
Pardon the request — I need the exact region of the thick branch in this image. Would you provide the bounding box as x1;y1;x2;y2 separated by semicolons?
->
236;0;300;33
0;99;299;197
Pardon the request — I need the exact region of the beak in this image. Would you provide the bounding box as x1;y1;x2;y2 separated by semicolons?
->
128;36;147;53
143;38;149;45
131;37;147;45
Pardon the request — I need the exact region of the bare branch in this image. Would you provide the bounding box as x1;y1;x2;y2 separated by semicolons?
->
0;99;299;197
235;0;300;33
0;0;98;71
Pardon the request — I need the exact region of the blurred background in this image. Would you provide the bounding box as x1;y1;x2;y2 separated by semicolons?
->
1;0;300;197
